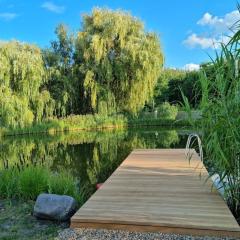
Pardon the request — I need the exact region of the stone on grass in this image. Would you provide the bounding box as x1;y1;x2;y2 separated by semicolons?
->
33;193;77;221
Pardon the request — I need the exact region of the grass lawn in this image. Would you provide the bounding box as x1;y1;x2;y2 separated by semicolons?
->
0;199;67;240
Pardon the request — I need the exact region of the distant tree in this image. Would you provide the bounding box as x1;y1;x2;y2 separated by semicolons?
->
153;69;185;107
43;24;77;117
74;8;164;114
152;69;201;108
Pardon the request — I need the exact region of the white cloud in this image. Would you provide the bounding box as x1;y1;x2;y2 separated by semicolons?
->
41;2;65;14
0;12;18;21
184;10;240;49
183;63;200;71
184;34;216;49
197;10;240;34
183;33;229;49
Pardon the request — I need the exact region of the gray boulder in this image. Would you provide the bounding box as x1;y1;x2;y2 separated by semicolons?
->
33;193;78;221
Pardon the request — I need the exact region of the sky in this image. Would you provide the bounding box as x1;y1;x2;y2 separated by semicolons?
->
0;0;239;70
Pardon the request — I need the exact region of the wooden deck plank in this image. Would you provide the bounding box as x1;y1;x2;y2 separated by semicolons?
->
71;149;240;237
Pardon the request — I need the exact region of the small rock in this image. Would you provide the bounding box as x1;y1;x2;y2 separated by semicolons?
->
33;193;77;221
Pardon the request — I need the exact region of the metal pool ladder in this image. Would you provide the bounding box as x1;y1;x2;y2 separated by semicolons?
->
185;133;203;162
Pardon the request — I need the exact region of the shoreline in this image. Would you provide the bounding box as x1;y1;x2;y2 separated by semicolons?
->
0;118;191;137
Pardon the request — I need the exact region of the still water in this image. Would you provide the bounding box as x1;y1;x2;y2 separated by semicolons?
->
0;127;192;199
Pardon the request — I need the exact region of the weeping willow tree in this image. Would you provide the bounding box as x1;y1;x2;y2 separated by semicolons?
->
0;41;54;128
75;8;164;115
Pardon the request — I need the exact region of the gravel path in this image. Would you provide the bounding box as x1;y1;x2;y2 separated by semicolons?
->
57;228;239;240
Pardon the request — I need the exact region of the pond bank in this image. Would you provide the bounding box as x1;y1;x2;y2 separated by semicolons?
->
0;114;127;137
0;113;192;137
1;199;234;240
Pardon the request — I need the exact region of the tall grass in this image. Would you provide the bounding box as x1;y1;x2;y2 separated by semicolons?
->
182;18;240;221
0;112;192;137
18;166;49;200
0;114;128;136
48;171;81;202
0;167;19;199
0;166;80;203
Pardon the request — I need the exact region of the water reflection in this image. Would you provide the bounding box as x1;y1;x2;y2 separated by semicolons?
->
0;127;189;200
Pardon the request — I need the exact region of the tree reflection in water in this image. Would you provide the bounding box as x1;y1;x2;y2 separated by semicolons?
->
0;127;188;203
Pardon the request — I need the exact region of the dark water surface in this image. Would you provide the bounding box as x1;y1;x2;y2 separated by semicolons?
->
0;127;192;200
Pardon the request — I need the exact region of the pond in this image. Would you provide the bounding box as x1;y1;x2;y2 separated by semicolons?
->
0;127;192;201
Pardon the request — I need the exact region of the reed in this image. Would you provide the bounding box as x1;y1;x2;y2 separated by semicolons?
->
182;18;240;221
0;166;80;203
1;114;128;137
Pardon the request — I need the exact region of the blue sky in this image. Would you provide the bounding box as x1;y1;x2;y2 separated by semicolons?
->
0;0;239;70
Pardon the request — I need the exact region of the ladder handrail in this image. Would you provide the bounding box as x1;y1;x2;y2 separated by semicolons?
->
185;133;203;162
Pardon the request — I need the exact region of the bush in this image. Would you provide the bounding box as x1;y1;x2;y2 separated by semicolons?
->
157;102;178;120
0;166;80;203
48;171;80;202
18;166;49;200
0;168;18;199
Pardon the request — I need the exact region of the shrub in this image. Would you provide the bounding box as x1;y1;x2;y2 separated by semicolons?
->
157;102;178;120
18;166;49;200
0;167;18;199
48;171;80;201
0;166;80;203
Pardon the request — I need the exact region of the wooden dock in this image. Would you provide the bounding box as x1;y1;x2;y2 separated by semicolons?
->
71;149;240;238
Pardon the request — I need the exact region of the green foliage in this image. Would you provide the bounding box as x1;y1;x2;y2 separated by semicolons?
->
182;14;240;220
155;69;201;108
157;102;178;120
0;114;127;136
199;48;240;219
0;8;183;135
0;166;80;202
43;24;76;117
135;101;180;125
0;41;54;128
61;114;127;130
0;41;45;97
180;89;195;126
128;117;189;127
48;171;80;201
153;69;185;106
18;166;48;200
0;87;34;128
0;8;165;131
75;8;164;114
0;167;18;199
